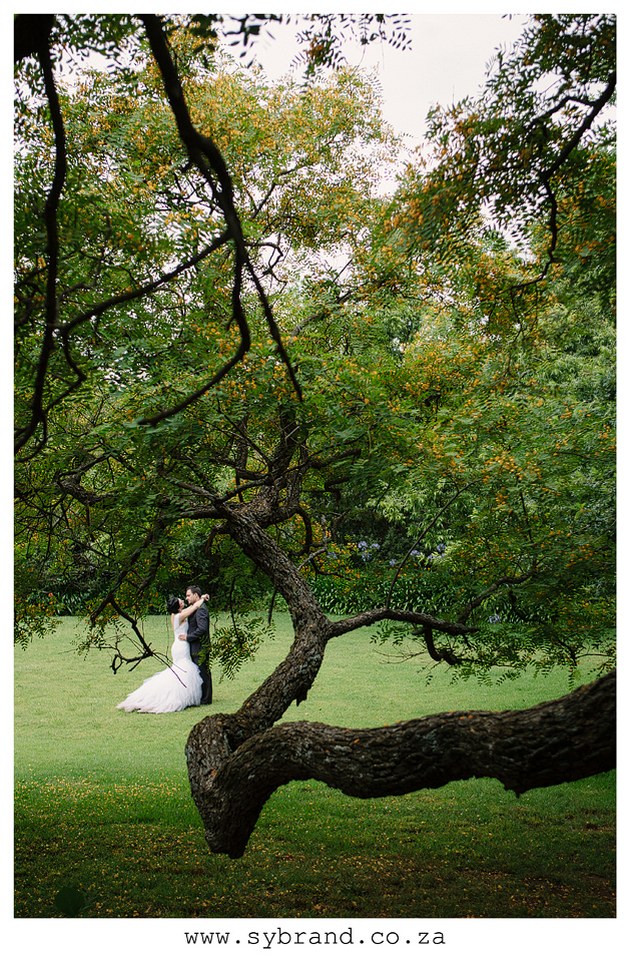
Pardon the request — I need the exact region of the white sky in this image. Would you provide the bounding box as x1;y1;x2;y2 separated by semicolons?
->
254;13;529;144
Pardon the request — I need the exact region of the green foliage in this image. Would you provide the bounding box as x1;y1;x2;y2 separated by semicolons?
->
14;43;395;651
207;613;274;680
299;265;615;676
14;13;615;687
418;14;615;257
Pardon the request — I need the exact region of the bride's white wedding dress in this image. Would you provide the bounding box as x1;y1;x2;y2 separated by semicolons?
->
117;615;202;713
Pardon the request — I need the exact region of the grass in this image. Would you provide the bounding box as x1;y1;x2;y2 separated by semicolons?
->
13;614;615;919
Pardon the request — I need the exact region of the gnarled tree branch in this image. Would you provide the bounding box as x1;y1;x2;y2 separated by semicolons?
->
186;670;615;857
15;34;67;456
138;14;301;427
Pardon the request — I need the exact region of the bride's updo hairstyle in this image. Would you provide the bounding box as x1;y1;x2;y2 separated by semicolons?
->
167;596;181;614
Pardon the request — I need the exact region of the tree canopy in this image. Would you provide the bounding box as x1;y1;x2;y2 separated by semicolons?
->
14;13;615;856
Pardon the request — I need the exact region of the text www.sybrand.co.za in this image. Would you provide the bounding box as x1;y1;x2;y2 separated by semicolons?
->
184;927;446;948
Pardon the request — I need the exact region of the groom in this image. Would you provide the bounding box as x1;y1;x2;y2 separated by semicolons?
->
181;584;212;705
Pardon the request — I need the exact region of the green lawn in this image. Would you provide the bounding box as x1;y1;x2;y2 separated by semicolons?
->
14;614;615;918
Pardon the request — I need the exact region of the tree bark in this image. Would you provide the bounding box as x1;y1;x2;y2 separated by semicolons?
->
186;669;615;858
178;474;616;859
14;14;55;62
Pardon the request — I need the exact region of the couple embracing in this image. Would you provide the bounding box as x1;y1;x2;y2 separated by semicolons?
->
117;585;212;714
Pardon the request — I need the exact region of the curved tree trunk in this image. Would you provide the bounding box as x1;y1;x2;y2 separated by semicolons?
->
186;660;615;858
184;471;616;859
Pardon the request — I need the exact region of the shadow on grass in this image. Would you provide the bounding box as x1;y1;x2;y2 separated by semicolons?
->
14;773;615;918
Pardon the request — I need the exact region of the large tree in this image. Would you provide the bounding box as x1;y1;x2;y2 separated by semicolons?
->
14;13;615;857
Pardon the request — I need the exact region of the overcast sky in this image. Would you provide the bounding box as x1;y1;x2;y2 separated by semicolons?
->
254;13;530;145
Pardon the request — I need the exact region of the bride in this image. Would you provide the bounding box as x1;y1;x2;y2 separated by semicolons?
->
117;593;209;713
